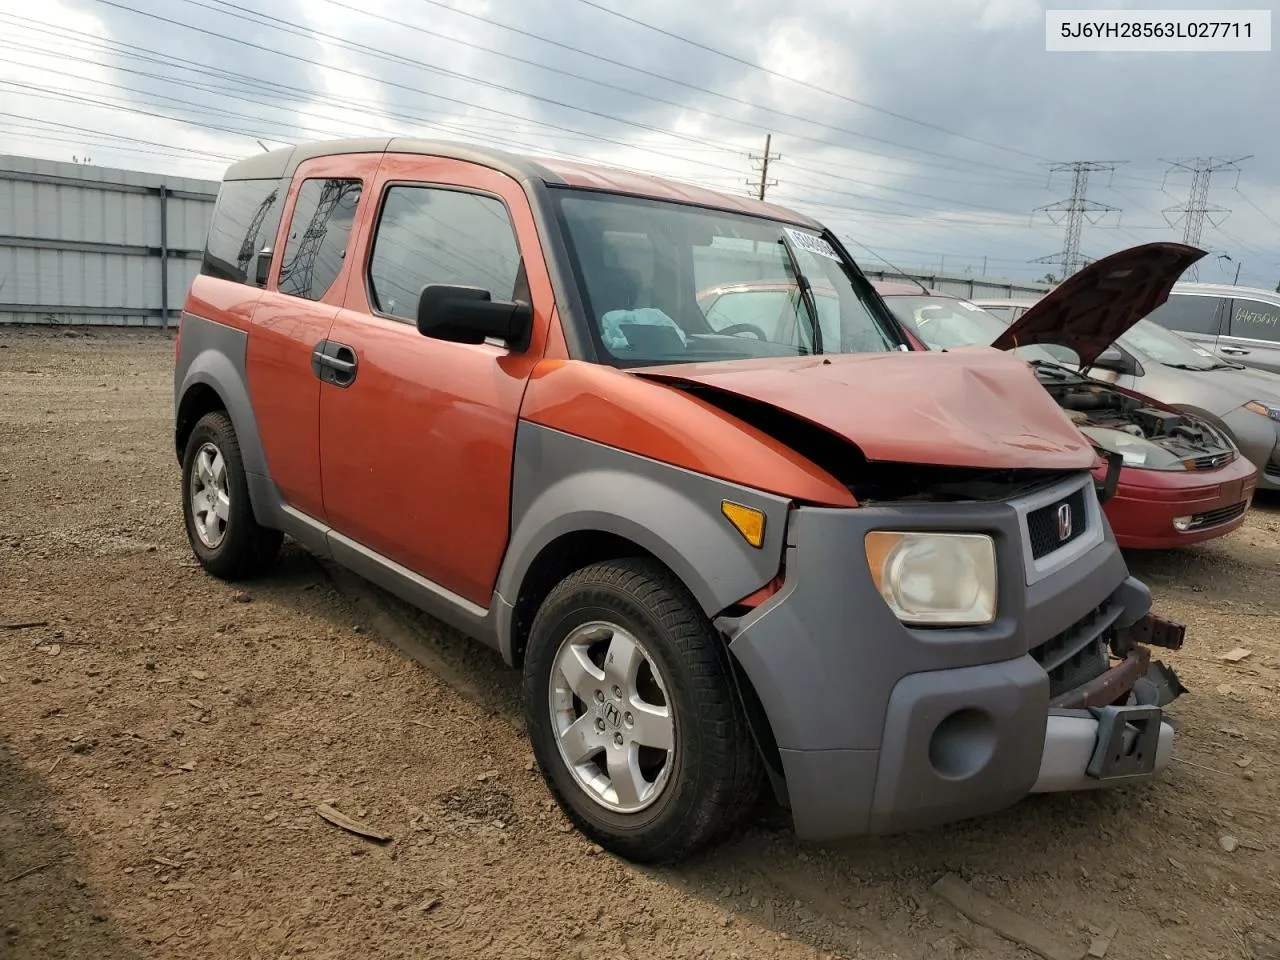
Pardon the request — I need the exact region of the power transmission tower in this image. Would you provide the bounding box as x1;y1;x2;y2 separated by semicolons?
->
747;134;779;200
1161;155;1250;279
1031;161;1125;280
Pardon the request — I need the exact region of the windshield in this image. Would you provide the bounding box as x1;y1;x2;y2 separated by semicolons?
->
552;189;904;365
881;295;1066;364
1119;318;1234;370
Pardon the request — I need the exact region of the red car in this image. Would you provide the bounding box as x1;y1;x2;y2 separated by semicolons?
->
868;248;1257;549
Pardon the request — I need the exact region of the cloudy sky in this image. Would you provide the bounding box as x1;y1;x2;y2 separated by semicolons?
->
1;0;1277;286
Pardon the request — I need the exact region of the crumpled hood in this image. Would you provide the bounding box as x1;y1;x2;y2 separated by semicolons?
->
634;348;1097;471
990;242;1207;366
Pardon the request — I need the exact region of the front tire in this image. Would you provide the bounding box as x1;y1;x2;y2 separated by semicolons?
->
181;411;282;580
523;558;762;863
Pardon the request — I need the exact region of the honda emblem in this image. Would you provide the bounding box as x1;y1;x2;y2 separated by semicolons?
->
1056;502;1073;541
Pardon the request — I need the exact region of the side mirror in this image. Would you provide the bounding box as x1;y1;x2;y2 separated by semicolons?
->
417;284;532;348
1091;345;1134;374
254;249;273;287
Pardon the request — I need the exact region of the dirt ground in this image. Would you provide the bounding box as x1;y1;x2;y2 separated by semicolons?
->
1;327;1278;960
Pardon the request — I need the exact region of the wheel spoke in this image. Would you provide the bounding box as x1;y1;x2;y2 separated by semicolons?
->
603;631;645;689
214;490;231;521
557;644;604;702
607;746;646;808
196;451;213;484
628;700;673;752
558;712;602;765
210;451;226;485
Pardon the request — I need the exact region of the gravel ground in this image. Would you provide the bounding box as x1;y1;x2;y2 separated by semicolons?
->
2;327;1278;960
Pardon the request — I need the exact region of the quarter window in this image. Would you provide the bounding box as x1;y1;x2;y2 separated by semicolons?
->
1143;293;1224;335
200;178;285;286
367;186;521;323
276;178;363;301
1228;298;1280;342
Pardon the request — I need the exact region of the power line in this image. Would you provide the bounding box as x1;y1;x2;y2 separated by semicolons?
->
569;0;1050;164
1161;156;1249;279
1032;161;1125;279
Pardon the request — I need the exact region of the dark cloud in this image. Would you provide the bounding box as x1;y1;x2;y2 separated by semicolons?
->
2;0;1274;285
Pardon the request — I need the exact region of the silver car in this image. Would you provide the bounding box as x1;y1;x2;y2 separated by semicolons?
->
972;297;1280;492
1112;282;1280;375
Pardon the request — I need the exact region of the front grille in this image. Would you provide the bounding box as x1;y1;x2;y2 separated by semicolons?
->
1189;450;1235;470
1186;500;1247;530
1026;487;1088;560
1029;601;1121;699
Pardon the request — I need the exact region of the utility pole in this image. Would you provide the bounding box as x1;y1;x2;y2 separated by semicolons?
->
747;134;779;200
1161;156;1250;280
1031;161;1125;280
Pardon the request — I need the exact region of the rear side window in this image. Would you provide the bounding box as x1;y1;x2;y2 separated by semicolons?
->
367;186;522;322
1144;293;1224;335
201;178;285;286
1229;298;1280;342
276;178;364;301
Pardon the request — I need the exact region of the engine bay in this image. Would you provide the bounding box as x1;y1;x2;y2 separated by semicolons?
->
1041;373;1232;464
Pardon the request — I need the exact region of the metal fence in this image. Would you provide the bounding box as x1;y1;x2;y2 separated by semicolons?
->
0;155;219;328
0;154;1052;327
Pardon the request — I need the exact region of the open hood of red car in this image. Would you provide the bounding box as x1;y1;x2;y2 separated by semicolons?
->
989;242;1206;366
634;348;1096;471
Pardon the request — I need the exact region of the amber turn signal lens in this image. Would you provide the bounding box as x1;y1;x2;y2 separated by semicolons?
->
721;501;765;548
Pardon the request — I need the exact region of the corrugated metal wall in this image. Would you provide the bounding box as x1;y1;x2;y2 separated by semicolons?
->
861;269;1051;300
0;155;219;327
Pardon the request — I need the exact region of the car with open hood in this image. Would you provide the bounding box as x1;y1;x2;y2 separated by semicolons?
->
973;296;1280;493
175;138;1188;863
871;243;1258;549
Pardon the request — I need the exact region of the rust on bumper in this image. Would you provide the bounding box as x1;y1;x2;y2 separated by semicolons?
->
1051;612;1189;710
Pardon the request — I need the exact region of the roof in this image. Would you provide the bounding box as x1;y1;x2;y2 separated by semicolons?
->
1172;281;1280;301
870;279;946;297
222;137;819;228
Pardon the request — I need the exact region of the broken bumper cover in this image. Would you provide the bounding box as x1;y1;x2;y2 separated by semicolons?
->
720;495;1187;843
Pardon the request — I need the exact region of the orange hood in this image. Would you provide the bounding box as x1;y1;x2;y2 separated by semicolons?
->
634;347;1097;471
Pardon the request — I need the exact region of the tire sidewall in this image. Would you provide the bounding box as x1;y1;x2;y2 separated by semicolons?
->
181;415;252;572
524;580;712;843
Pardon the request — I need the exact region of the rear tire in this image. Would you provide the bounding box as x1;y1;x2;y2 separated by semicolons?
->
522;557;762;864
181;411;282;580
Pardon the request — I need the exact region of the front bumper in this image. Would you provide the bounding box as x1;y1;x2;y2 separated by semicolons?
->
1098;454;1257;549
1222;406;1280;493
718;474;1186;842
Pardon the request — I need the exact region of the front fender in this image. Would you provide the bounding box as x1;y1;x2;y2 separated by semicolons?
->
495;421;794;661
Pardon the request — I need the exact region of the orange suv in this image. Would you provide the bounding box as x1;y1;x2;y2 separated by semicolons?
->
175;138;1189;863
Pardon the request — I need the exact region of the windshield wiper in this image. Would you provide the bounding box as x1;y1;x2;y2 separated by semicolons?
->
778;233;823;354
1162;362;1219;372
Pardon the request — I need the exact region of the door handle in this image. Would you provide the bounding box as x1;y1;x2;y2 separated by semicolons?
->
1220;346;1250;355
311;340;359;387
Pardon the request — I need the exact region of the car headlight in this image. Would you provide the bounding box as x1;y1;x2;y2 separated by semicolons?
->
864;532;997;626
1077;426;1185;470
1245;400;1280;422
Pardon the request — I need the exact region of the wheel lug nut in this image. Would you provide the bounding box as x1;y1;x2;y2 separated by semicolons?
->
594;690;604;703
613;733;623;746
595;718;605;731
612;685;622;698
624;712;634;727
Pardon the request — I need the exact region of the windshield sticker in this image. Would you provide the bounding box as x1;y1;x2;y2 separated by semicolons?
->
783;228;840;262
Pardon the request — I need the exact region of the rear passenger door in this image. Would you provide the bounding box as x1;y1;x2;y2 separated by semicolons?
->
1221;297;1280;373
318;156;554;607
244;155;374;522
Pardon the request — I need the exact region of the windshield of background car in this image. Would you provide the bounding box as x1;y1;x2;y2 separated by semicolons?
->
883;295;1066;364
1120;318;1234;370
552;189;903;365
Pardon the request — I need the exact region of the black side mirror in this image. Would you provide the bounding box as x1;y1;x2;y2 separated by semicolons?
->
1090;345;1135;375
417;284;532;349
254;249;272;287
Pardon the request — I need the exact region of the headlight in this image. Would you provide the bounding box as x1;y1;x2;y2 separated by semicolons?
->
864;532;997;626
1077;426;1185;470
1245;400;1280;422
